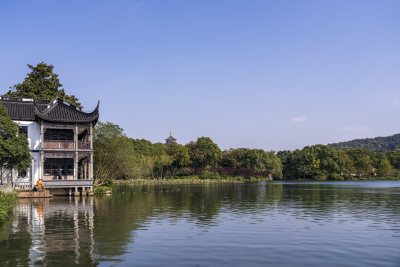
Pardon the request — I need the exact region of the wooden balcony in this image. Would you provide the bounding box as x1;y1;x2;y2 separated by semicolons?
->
42;140;91;150
78;140;90;149
42;179;93;188
43;140;74;149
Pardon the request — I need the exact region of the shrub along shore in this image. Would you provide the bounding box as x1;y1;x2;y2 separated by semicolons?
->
115;176;251;185
0;193;17;224
114;175;400;186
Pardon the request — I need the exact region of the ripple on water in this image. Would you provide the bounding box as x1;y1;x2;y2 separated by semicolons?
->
1;182;400;266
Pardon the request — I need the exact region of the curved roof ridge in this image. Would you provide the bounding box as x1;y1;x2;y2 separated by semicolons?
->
34;98;99;124
35;97;59;116
84;100;100;116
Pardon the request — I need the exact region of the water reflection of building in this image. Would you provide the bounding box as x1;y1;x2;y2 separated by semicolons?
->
11;197;95;265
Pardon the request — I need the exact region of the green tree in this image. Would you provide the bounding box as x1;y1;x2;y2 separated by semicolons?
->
242;149;282;177
221;148;247;169
337;150;354;178
387;149;400;169
167;144;191;175
3;62;82;108
153;154;173;178
377;154;392;176
221;148;282;178
93;122;146;185
0;105;31;181
186;137;222;169
131;139;157;157
277;150;295;179
345;149;373;176
289;145;342;180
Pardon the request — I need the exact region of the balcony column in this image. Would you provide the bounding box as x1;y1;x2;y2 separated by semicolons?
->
74;124;78;150
84;158;87;180
89;152;93;180
40;151;44;180
40;121;44;149
31;158;35;189
74;152;78;180
89;123;93;150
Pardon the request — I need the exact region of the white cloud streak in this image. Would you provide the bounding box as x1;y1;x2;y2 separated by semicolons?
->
291;116;307;123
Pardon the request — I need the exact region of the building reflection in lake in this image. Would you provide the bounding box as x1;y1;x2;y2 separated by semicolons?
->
8;197;95;266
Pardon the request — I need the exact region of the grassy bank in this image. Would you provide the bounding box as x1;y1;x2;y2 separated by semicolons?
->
344;176;400;181
114;175;272;185
0;193;17;224
112;175;400;185
93;185;113;194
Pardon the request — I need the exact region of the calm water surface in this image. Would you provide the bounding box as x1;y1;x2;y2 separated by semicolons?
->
1;181;400;266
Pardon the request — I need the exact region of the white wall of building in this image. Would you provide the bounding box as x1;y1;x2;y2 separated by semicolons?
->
14;120;41;150
13;120;41;186
31;152;40;185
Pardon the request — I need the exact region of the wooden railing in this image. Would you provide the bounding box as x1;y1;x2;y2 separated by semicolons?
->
42;180;93;187
78;141;90;149
43;140;74;149
42;140;91;149
14;181;32;190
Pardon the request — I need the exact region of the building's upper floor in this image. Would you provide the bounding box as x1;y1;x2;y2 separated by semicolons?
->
0;97;99;151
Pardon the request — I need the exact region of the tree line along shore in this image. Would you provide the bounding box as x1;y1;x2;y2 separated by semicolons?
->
94;121;400;186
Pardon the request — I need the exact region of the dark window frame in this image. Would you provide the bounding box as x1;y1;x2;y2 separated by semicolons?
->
19;126;28;138
18;169;27;178
44;129;74;141
44;158;74;176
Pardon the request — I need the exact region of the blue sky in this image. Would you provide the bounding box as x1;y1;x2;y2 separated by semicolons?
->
0;0;399;151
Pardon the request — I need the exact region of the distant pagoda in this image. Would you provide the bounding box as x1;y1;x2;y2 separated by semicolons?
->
165;131;177;145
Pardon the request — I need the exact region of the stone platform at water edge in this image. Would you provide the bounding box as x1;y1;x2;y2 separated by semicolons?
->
17;190;52;198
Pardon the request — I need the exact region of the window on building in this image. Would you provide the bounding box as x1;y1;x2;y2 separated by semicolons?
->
18;169;27;178
44;158;74;176
19;126;28;138
44;129;74;141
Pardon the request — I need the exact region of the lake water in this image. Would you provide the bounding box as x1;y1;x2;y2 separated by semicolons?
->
1;181;400;266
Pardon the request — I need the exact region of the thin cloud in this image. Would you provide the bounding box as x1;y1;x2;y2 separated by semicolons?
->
393;99;400;106
291;116;307;123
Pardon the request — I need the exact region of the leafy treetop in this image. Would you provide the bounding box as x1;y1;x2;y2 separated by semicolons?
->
0;105;31;171
3;62;82;108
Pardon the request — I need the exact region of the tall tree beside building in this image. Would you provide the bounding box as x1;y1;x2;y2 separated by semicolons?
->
93;122;144;185
0;105;31;172
3;62;82;108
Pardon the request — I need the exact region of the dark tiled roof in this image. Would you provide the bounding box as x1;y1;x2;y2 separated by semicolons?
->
165;135;177;144
0;99;47;121
0;97;99;124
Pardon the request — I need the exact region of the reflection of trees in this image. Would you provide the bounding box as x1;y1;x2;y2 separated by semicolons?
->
93;184;226;259
0;213;32;266
279;183;400;223
94;182;400;260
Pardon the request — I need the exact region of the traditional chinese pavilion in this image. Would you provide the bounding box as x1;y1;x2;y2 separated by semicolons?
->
0;97;99;195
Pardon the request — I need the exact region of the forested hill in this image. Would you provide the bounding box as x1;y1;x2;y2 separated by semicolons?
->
328;133;400;153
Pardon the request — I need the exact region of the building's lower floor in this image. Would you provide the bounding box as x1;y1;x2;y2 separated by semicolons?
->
1;150;94;193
